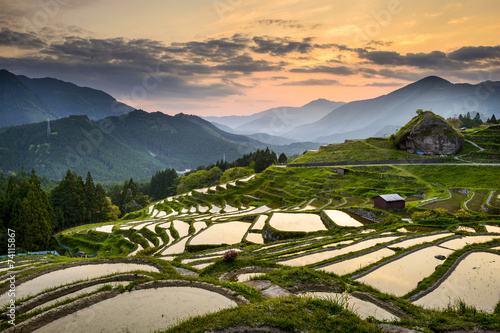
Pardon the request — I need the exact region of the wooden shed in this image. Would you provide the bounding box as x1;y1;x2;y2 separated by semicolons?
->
374;194;405;210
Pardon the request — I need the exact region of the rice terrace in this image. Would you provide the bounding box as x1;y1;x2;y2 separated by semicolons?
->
1;119;499;333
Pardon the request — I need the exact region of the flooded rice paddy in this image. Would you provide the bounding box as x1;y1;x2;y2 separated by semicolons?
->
485;225;500;233
438;235;500;250
246;232;265;244
279;236;401;267
392;233;453;249
189;221;251;245
324;210;363;227
251;215;268;230
93;225;114;233
172;220;190;238
319;248;395;275
0;263;159;306
300;292;397;321
356;246;454;296
31;281;129;312
33;286;238;333
413;252;500;312
161;237;189;255
268;213;327;232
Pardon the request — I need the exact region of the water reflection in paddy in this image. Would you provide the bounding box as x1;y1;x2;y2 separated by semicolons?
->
356;246;453;296
279;236;401;267
413;252;500;312
268;213;327;232
31;281;129;312
439;235;500;250
300;292;398;321
319;248;395;275
392;232;453;249
189;221;251;245
94;225;114;233
485;225;500;233
161;237;189;255
34;287;237;333
324;210;363;227
0;264;159;306
251;215;268;230
172;220;190;238
246;232;264;244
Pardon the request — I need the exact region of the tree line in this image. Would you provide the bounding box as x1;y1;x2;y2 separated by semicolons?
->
0;147;285;253
448;112;498;129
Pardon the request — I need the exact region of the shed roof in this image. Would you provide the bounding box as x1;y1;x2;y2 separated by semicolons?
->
378;194;405;202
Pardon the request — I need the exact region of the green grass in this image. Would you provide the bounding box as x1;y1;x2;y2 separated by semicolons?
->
162;296;382;333
419;190;468;213
292;137;436;164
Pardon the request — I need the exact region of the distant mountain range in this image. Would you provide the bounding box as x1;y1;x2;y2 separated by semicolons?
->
204;99;345;137
283;76;500;142
0;69;133;128
0;110;319;182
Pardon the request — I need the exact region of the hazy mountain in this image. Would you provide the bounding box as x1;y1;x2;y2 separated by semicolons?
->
0;69;58;128
204;98;345;136
0;69;133;128
0;110;319;182
286;76;500;142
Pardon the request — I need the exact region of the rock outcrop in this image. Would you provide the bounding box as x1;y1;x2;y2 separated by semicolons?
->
393;111;465;155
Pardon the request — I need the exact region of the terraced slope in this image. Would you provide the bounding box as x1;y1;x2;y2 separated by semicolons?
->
2;168;500;332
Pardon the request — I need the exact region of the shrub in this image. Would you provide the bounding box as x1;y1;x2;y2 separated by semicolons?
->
222;249;239;262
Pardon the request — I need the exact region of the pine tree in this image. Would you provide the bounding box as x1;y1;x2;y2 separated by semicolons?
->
13;171;54;251
278;153;287;164
84;172;96;223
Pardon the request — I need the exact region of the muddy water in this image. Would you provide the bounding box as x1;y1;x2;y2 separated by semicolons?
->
320;248;395;275
189;222;251;245
324;210;363;227
33;287;238;333
0;264;159;306
392;232;453;249
413;252;500;312
173;220;190;238
269;213;327;232
279;236;401;267
439;235;500;250
246;232;264;244
356;246;454;296
94;225;114;233
300;292;398;321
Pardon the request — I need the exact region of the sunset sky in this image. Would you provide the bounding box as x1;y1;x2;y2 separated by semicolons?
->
1;0;499;116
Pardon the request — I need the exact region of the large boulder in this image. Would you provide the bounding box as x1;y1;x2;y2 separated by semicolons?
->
393;110;465;155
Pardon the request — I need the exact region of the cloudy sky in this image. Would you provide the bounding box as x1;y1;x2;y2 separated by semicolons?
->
1;0;499;116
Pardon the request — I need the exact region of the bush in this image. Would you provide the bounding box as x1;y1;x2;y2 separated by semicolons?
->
222;249;239;262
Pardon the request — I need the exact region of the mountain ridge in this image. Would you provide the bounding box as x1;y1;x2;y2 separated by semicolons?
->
285;76;500;142
0;69;133;128
0;110;319;182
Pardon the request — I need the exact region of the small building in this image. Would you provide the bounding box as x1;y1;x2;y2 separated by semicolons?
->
335;168;347;175
374;194;405;210
75;251;88;258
